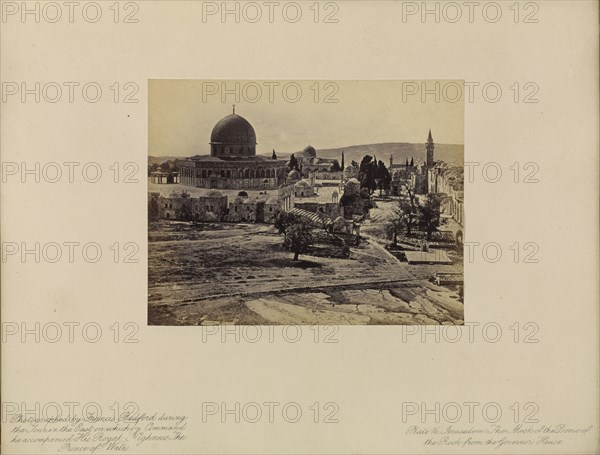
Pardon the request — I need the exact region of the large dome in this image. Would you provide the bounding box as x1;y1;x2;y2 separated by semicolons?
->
210;113;257;158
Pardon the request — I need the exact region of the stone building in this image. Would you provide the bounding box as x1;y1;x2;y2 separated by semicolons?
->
150;167;180;184
158;191;192;220
227;197;261;223
157;190;228;222
427;163;464;227
390;130;436;195
294;180;314;198
191;190;228;221
179;108;288;189
295;145;339;172
227;183;295;223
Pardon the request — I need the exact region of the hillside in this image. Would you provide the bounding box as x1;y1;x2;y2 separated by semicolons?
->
304;143;464;166
149;142;464;166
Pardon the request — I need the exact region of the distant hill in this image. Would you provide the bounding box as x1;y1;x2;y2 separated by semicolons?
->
149;142;464;167
148;156;183;166
305;143;464;166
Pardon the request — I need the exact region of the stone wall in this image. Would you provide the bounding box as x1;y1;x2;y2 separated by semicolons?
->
227;200;260;223
191;195;228;221
158;195;191;220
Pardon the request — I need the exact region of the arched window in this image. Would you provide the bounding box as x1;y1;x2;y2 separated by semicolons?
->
226;170;231;179
220;170;226;178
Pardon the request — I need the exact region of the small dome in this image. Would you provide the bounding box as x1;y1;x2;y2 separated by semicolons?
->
295;180;311;188
237;191;248;198
302;145;317;157
346;178;360;186
288;169;301;180
206;190;223;198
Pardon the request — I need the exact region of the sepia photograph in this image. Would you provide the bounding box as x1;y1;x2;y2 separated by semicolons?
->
3;1;598;454
148;80;465;326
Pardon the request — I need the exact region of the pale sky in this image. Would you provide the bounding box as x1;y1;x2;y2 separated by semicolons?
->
148;80;464;157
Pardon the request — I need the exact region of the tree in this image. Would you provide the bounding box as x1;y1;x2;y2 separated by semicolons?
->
350;160;359;169
419;194;443;240
274;211;299;234
330;159;341;172
289;154;299;171
399;186;419;236
386;215;404;247
283;221;314;261
358;155;377;193
148;193;159;219
375;160;391;196
272;149;277;159
409;157;414;167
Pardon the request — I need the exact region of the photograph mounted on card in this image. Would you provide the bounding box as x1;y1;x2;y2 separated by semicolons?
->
147;80;465;326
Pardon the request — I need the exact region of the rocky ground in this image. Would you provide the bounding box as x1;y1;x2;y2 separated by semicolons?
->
148;218;464;326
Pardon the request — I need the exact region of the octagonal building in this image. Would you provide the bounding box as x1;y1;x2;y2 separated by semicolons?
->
179;109;287;189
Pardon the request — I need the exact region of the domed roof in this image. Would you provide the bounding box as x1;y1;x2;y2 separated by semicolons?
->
206;190;223;198
302;145;317;157
288;169;301;180
294;180;311;188
210;113;256;145
346;177;360;186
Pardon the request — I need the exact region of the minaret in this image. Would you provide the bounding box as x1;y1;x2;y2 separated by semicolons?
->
341;150;345;169
426;129;434;168
389;154;393;168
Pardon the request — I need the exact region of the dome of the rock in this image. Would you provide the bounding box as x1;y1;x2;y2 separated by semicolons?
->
210;113;257;157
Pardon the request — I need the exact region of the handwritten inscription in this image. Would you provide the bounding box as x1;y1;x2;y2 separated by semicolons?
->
7;412;188;453
405;423;594;450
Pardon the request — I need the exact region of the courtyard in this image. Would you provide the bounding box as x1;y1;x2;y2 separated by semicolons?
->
148;220;464;325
